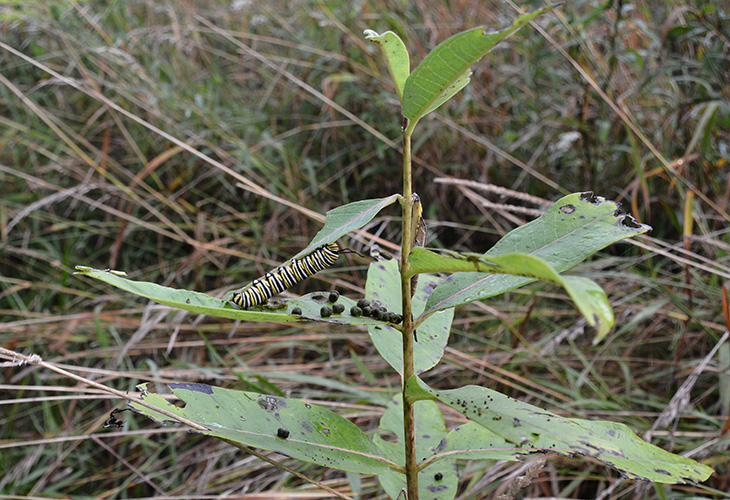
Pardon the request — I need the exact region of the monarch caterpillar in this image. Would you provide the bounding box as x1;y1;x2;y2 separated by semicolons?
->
230;242;344;309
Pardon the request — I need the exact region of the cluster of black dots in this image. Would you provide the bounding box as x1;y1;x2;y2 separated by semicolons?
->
288;293;402;324
351;299;403;324
290;290;345;318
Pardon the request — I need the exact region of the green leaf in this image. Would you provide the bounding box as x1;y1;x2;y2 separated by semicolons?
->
239;370;391;406
421;192;651;316
412;377;714;484
404;374;435;402
406;376;604;466
430;422;534;463
129;382;389;475
364;30;410;101
296;195;399;259
408;249;614;341
401;6;555;129
365;259;454;376
74;267;386;326
416;70;471;120
76;197;400;321
373;396;458;500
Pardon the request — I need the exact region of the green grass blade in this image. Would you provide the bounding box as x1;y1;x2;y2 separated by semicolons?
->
129;383;390;475
720;342;730;417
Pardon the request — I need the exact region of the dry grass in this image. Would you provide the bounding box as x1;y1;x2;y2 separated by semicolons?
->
1;0;728;498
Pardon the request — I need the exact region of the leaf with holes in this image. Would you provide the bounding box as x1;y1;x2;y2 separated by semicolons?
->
408;249;614;341
419;192;650;319
407;377;714;484
74;267;386;326
129;383;390;474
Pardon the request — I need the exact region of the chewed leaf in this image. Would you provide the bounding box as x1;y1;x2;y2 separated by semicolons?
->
74;267;386;326
422;192;651;316
411;377;714;484
129;383;389;475
408;250;615;341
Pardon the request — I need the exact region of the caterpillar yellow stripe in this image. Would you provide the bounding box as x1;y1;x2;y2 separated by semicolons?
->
231;242;341;309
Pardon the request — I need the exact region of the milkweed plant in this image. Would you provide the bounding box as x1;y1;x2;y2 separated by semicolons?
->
73;6;713;500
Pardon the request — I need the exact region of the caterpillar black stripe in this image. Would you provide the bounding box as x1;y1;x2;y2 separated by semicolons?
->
231;243;342;309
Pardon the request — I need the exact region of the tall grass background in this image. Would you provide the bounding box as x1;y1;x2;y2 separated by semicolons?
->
1;0;728;498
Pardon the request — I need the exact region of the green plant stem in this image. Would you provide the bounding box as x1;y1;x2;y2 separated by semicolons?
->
400;125;418;500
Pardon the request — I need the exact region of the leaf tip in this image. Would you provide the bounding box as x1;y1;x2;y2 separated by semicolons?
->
579;191;651;234
592;321;611;345
618;213;652;233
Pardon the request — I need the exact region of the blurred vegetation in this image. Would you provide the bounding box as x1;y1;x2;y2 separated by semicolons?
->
1;0;728;498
